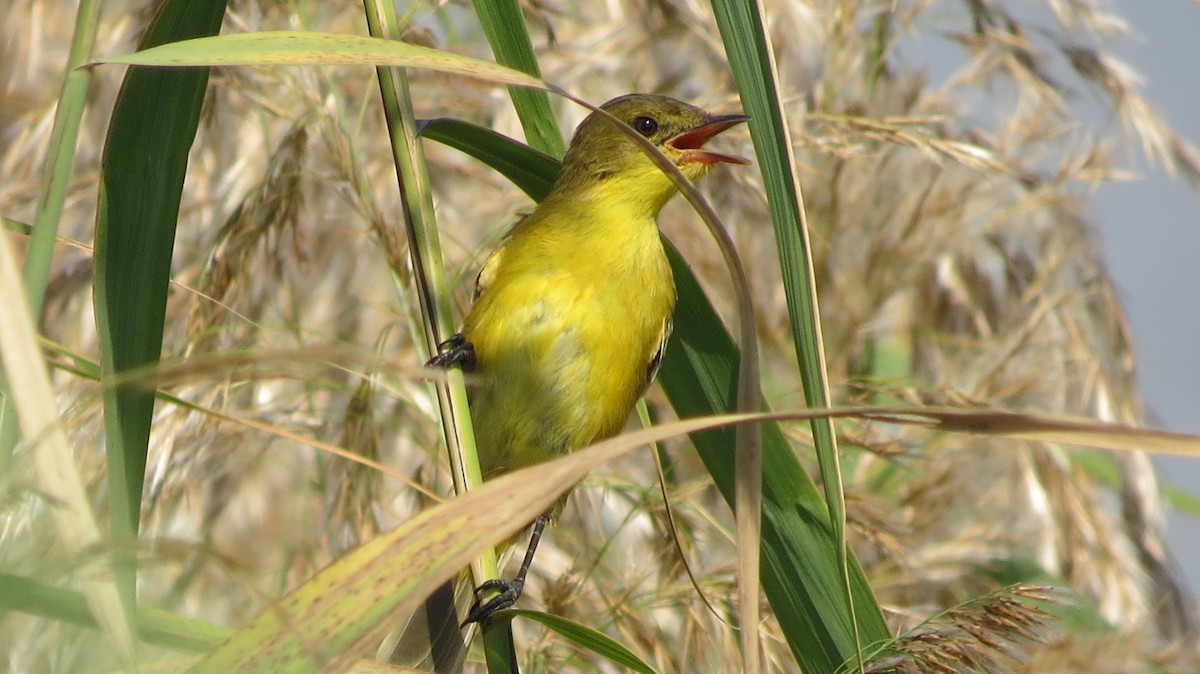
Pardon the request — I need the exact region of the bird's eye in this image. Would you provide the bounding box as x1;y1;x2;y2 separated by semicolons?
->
632;116;659;136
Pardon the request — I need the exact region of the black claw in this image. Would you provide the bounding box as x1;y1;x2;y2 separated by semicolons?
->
427;333;477;371
462;577;525;625
459;514;549;626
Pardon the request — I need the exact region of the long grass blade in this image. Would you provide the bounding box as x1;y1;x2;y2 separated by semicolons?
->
92;31;543;89
661;247;890;673
417;118;559;197
92;0;227;624
181;396;1200;672
469;0;565;157
360;1;497;670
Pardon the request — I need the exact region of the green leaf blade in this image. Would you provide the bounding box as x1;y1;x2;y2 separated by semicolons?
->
92;31;544;90
93;0;228;611
417;118;557;201
469;0;566;157
503;610;660;674
660;245;889;672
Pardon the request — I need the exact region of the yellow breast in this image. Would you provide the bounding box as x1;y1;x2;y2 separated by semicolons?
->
461;193;676;478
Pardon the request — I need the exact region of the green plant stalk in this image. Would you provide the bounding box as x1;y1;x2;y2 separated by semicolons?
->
23;0;101;316
360;0;507;666
0;0;103;480
0;394;14;474
361;0;487;549
470;0;565;157
483;622;520;673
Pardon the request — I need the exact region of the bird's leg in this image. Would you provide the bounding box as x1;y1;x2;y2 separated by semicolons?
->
427;333;477;371
462;512;549;625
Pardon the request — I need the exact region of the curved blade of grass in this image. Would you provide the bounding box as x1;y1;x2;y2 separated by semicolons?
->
661;250;889;673
91;31;541;91
709;0;864;669
498;610;659;674
469;0;565;156
863;407;1200;456
179;400;1200;673
184;412;766;674
92;0;227;633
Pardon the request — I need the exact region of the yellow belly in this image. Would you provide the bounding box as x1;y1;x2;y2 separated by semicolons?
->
461;213;675;478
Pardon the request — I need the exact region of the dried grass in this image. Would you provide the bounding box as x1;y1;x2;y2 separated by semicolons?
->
3;0;1198;671
866;585;1061;674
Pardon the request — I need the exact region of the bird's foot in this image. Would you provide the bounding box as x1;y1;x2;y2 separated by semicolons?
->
427;333;476;371
462;577;524;625
461;513;548;625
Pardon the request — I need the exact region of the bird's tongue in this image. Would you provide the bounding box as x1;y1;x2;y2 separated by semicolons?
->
669;114;751;165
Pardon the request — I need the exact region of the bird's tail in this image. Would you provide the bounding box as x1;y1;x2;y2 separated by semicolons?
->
378;571;475;673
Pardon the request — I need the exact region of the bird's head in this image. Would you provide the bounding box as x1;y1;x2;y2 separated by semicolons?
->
553;94;749;214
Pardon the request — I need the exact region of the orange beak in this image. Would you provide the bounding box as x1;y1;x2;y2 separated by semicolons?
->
667;114;751;165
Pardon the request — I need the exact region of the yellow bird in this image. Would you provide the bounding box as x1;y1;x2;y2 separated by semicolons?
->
430;93;748;623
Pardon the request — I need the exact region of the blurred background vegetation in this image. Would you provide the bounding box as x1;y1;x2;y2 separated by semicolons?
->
2;0;1199;671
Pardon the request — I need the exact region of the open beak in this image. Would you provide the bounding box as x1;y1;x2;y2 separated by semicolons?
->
667;113;751;165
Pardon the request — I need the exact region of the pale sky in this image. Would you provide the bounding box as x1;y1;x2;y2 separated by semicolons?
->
1097;0;1200;596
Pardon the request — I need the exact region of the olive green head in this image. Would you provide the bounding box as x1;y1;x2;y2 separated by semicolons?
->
551;93;749;212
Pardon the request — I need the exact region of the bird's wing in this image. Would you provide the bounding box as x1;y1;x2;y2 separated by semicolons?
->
646;316;672;385
472;245;506;302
